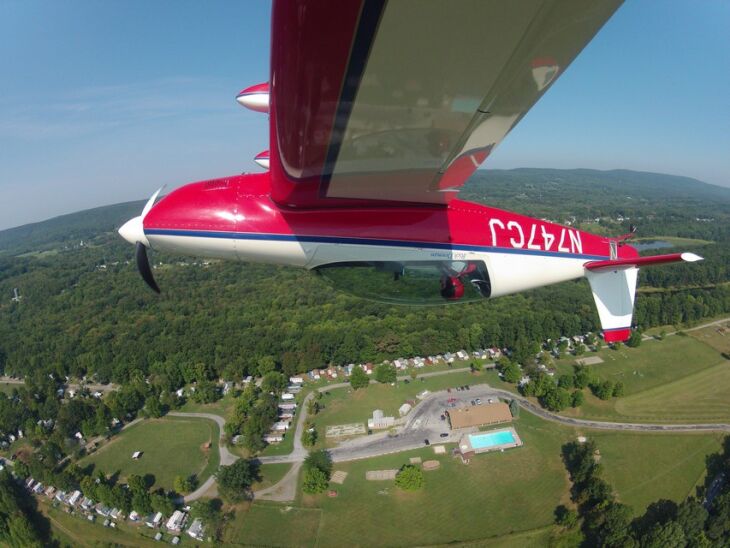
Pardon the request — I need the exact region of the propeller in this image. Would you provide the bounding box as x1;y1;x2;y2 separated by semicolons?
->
118;188;163;294
135;242;160;294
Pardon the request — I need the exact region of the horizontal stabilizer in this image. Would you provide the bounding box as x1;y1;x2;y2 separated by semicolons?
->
586;266;638;343
584;252;702;272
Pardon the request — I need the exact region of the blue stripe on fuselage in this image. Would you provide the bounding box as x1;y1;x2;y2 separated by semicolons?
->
144;228;608;261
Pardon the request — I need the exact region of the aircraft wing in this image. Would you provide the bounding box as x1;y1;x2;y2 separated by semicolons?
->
268;0;623;208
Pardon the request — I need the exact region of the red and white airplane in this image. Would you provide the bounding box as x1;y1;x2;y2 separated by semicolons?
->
119;0;701;343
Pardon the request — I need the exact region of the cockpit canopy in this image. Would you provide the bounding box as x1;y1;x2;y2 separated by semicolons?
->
314;260;491;305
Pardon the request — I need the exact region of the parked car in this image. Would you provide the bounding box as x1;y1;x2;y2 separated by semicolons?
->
470;400;476;406
475;398;482;405
440;414;446;421
424;439;430;446
439;433;449;438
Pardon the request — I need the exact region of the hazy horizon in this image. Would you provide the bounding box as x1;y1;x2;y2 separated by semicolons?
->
1;0;729;230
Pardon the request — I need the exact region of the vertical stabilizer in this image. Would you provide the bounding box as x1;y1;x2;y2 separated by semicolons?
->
585;267;638;342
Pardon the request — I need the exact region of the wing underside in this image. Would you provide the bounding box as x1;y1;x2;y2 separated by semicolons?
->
269;0;623;208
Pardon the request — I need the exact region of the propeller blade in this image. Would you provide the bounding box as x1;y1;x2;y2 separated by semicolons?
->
136;242;160;294
141;186;164;218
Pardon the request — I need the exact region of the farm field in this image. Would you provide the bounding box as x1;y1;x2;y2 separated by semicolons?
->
79;416;219;490
556;334;730;422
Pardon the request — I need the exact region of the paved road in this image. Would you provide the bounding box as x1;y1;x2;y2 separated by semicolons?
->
162;315;730;500
167;412;235;503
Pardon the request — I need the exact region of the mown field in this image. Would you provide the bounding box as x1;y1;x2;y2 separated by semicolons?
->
590;430;723;513
253;463;293;492
556;333;730;422
79;416;219;490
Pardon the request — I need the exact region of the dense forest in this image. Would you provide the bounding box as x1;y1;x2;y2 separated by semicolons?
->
0;169;728;386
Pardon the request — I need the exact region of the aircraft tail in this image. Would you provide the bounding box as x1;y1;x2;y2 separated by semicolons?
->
585;267;638;342
584;252;702;342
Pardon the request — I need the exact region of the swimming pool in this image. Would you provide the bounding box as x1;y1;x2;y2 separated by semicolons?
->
469;429;516;450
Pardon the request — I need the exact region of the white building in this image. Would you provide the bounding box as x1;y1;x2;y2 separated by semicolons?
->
187;518;205;540
146;512;163;528
368;409;395;429
166;510;187;532
281;393;295;401
68;490;82;506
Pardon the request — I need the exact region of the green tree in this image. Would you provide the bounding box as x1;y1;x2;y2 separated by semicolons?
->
257;356;277;377
150;493;175;516
541;387;571;412
216;459;259;502
395;464;424;491
349;366;370;390
508;399;520;417
191;380;220;404
612;381;625;398
557;374;574;389
641;520;686;548
302;466;329;494
554;505;578;529
592;380;615;400
261;371;288;395
374;363;397;384
627;330;643;347
304;450;333;478
190;499;223;540
144;395;164;418
571;390;585;408
173;475;198;494
302;425;318;447
502;362;522;384
573;365;595;389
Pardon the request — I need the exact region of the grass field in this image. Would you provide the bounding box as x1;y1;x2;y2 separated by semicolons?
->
556;334;730;422
591;430;723;513
79;416;219;490
227;408;726;547
223;504;322;547
303;413;571;547
0;382;20;394
689;321;730;354
253;463;293;492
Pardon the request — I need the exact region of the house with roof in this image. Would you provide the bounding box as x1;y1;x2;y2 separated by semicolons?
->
68;490;82;506
145;512;164;528
187;518;205;540
166;510;187;532
264;433;284;444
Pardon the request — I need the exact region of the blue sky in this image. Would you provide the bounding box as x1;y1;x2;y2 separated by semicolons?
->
0;1;728;230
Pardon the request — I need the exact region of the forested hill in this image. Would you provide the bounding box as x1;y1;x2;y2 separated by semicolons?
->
0;169;727;384
1;168;728;256
0;199;145;256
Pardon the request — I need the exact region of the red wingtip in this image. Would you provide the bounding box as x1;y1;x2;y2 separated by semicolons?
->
603;328;631;343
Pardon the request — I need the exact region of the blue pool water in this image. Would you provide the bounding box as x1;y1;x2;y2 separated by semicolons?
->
469;429;515;449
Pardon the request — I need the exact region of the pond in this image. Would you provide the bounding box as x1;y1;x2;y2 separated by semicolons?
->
632;240;675;251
